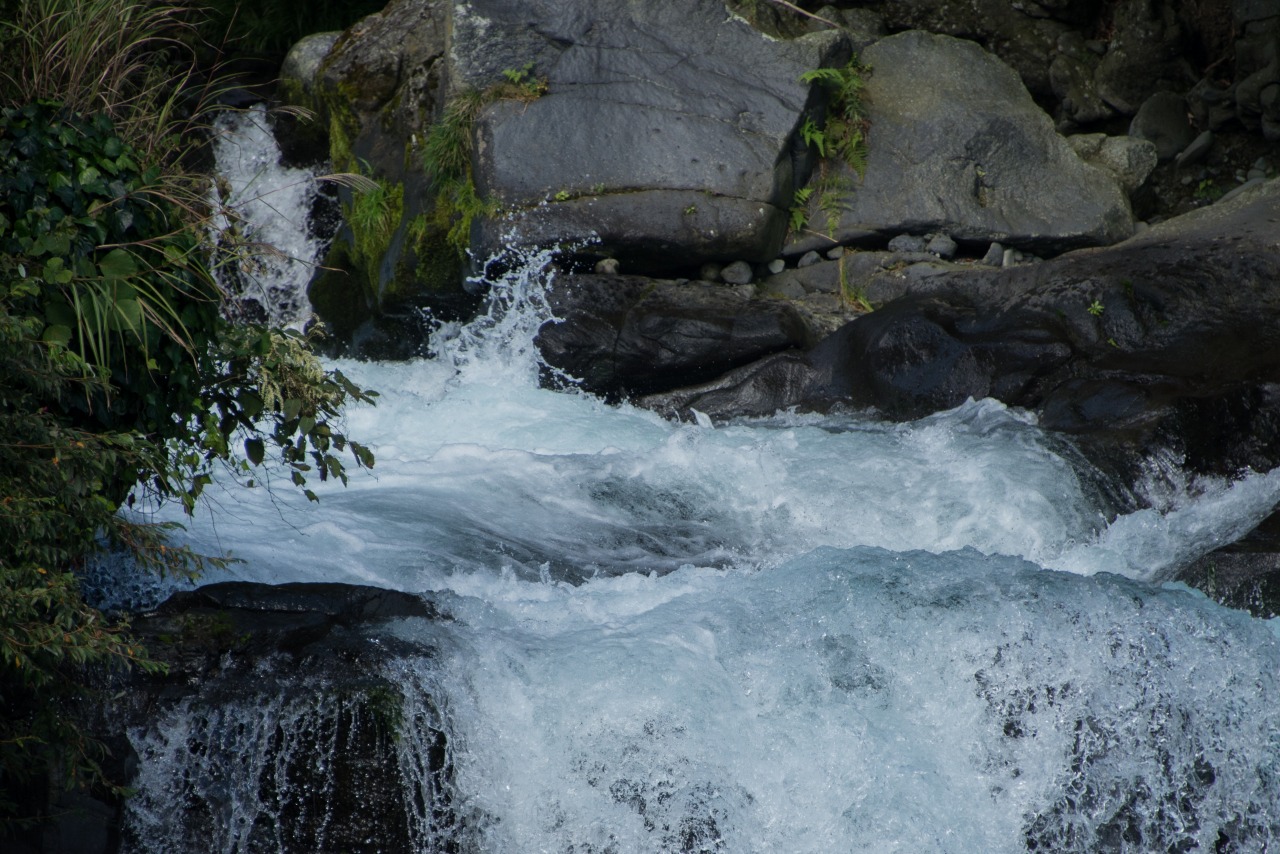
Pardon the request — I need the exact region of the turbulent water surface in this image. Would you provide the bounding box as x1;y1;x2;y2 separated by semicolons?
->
117;110;1280;854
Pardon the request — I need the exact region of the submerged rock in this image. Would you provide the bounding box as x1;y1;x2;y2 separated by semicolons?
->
64;583;454;854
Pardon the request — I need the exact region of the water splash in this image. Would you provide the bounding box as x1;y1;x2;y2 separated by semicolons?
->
206;104;335;329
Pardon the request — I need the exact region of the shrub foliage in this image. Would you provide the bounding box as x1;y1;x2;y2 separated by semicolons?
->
0;3;377;832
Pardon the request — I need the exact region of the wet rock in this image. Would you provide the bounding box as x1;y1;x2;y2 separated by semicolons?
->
536;274;811;397
982;242;1005;266
69;583;453;854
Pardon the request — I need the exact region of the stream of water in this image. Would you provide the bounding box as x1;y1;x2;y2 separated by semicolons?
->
115;108;1280;853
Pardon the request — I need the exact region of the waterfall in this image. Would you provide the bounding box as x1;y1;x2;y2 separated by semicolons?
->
118;111;1280;854
206;104;336;330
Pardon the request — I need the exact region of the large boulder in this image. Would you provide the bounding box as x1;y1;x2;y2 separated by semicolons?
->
465;0;849;269
644;178;1280;477
789;31;1135;256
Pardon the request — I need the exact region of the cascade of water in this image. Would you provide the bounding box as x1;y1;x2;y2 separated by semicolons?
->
206;104;335;330
119;116;1280;853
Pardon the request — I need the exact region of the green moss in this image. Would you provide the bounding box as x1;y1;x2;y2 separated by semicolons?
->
421;73;547;255
308;239;372;340
344;176;404;293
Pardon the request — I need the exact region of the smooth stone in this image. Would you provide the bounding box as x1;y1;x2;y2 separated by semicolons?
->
1175;131;1215;168
888;234;927;253
796;251;823;268
767;258;786;275
721;260;755;284
982;242;1005;266
825;246;846;260
926;234;958;259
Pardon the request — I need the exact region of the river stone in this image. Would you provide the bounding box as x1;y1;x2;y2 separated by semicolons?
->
280;32;341;99
721;260;755;285
801;31;1133;256
1067;133;1159;194
466;0;849;268
1093;0;1191;116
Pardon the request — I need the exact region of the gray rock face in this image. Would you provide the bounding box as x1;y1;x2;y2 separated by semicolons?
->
811;31;1133;254
466;0;849;267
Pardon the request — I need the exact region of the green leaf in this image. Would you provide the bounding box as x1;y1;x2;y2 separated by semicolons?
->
42;324;72;347
97;248;137;279
282;399;302;421
244;437;265;466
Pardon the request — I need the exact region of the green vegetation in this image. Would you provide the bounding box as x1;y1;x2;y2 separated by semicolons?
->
1087;299;1105;317
346;170;405;292
0;0;376;832
792;59;870;241
421;69;547;255
799;61;870;174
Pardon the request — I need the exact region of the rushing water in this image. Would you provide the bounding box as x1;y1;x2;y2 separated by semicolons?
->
118;111;1280;853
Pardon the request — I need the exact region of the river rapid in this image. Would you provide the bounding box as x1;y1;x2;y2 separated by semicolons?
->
113;107;1280;854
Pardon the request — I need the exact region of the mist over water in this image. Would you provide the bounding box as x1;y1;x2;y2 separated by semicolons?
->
120;112;1280;853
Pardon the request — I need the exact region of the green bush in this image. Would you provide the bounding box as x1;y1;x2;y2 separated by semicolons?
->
0;2;379;830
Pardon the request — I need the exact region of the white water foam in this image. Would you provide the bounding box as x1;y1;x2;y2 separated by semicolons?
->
206;104;333;329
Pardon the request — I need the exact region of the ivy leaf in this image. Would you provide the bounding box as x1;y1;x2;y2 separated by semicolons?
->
97;247;137;279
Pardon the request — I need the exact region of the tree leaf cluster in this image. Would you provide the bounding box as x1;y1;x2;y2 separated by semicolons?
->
0;102;375;834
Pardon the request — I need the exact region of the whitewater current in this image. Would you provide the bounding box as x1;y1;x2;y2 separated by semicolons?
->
113;109;1280;854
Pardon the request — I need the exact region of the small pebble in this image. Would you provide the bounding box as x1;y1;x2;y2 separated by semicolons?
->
796;250;823;268
766;258;786;275
981;242;1004;266
1002;248;1020;267
825;246;846;260
594;258;620;275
